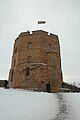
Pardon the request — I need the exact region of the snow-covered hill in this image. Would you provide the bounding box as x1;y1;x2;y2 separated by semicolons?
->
0;88;58;120
0;88;80;120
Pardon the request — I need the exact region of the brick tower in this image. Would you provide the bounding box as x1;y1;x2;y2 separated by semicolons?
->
8;30;63;92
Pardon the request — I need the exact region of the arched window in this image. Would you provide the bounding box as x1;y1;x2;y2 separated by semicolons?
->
27;56;31;63
26;67;30;75
47;44;52;52
27;42;32;49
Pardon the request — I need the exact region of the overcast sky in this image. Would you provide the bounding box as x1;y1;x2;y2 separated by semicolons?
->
0;0;80;83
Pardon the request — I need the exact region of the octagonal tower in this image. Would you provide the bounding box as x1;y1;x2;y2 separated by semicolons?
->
8;30;63;92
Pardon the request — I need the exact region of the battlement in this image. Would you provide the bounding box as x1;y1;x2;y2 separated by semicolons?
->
19;30;58;38
32;30;48;35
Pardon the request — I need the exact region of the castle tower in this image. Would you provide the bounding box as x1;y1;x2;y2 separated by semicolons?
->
8;30;63;92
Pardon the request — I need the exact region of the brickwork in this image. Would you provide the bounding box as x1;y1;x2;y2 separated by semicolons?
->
8;30;63;92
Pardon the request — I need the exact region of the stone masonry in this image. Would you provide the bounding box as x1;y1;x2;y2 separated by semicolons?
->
8;30;63;92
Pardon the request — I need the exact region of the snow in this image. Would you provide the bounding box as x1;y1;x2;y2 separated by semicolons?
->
0;88;58;120
61;93;80;120
0;88;80;120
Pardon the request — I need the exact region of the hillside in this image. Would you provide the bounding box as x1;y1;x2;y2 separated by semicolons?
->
0;88;80;120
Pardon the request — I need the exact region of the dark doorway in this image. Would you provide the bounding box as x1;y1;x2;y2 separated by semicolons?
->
46;83;50;93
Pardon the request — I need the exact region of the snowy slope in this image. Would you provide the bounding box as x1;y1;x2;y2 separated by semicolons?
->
0;88;58;120
0;88;80;120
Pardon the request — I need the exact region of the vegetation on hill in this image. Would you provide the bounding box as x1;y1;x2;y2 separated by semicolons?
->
62;82;80;92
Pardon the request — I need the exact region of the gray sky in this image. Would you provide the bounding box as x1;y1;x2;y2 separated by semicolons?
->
0;0;80;83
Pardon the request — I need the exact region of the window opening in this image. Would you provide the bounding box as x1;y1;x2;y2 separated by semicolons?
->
27;42;32;49
27;56;31;63
26;67;30;75
47;44;52;52
46;83;50;93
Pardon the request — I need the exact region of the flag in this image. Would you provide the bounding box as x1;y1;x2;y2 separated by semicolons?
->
38;21;46;24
